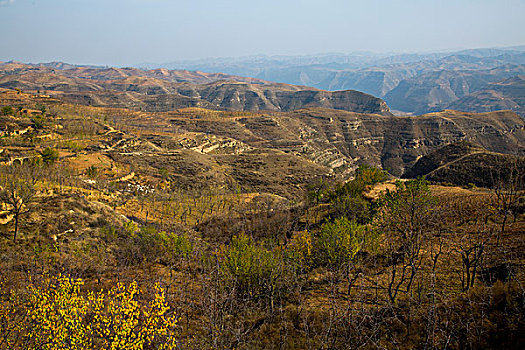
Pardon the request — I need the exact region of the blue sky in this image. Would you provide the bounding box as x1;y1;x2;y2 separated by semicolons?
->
1;0;524;66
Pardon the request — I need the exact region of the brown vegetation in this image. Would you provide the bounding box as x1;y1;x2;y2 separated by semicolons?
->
0;91;523;349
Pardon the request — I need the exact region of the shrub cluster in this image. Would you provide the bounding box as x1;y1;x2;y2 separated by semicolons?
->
105;224;194;266
217;234;286;303
314;217;365;268
309;164;388;224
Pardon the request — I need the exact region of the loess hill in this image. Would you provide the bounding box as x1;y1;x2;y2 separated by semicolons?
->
0;88;523;196
0;64;524;349
403;140;525;188
0;62;391;115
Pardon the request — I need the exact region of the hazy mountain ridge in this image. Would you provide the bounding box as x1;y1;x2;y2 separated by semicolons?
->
446;75;525;116
383;65;525;114
0;63;391;115
0;61;270;85
139;47;525;115
140;47;525;75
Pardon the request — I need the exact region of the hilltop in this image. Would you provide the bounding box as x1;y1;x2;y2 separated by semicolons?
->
0;63;391;115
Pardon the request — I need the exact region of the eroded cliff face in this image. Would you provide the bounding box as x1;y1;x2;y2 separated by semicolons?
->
283;109;523;176
156;108;525;177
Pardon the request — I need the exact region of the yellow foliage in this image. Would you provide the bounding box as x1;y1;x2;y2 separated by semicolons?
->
287;230;313;270
25;275;89;349
0;274;177;349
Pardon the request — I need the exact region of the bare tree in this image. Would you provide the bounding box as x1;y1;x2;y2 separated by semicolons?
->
492;160;524;237
457;219;495;291
379;178;437;303
0;178;35;242
445;194;496;291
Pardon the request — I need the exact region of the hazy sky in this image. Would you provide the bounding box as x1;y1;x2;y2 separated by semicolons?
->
1;0;524;66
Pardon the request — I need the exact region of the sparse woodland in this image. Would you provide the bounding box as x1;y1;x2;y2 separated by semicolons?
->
0;93;524;350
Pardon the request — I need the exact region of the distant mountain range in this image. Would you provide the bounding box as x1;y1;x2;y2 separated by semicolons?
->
0;63;390;115
2;46;525;116
138;46;525;116
384;64;525;114
447;75;525;116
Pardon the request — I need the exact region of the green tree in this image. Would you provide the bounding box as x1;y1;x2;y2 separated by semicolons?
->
36;104;46;114
41;147;59;164
217;234;284;304
306;177;329;205
331;194;371;224
354;164;388;185
31;114;46;130
315;217;365;268
327;165;387;223
1;106;13;116
86;165;98;179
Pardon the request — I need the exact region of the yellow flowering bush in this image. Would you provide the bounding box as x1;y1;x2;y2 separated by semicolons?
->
25;275;90;349
90;281;177;350
0;274;177;350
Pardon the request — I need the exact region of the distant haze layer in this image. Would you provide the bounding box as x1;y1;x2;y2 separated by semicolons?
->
1;0;525;66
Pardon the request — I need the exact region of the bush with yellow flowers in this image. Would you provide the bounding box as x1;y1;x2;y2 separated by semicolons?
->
0;274;177;349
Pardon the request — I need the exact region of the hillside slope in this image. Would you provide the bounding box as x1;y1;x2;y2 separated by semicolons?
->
118;107;525;177
0;89;523;184
403;141;525;187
